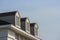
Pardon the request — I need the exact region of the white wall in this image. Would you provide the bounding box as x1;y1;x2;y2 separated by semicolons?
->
8;29;16;40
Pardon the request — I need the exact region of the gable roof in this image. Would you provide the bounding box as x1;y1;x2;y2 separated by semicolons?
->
0;11;17;17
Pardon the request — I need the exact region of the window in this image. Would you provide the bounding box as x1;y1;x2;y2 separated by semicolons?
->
21;22;25;31
30;26;34;35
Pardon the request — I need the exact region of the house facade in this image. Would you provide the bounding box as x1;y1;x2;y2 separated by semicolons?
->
0;11;39;40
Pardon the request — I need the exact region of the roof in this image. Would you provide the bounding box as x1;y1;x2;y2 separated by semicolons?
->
21;17;28;21
30;23;36;26
0;11;17;17
30;23;38;29
30;23;38;27
0;20;10;25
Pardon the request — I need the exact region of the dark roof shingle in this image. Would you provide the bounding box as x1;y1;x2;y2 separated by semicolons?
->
0;11;17;17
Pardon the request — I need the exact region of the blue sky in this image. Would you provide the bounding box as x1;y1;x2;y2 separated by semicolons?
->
0;0;60;40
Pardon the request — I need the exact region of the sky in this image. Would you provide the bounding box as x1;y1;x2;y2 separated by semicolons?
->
0;0;60;40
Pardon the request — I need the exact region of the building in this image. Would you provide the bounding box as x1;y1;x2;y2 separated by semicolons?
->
0;11;39;40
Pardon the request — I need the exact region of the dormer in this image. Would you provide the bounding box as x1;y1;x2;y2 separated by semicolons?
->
21;17;30;33
0;11;21;28
15;11;21;28
30;23;38;37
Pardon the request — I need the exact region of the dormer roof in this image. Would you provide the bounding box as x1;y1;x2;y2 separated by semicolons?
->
21;17;28;21
30;23;38;29
30;23;36;26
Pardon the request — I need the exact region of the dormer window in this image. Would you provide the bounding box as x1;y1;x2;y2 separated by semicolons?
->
21;22;25;31
30;25;34;35
21;18;30;33
21;18;26;31
30;23;38;36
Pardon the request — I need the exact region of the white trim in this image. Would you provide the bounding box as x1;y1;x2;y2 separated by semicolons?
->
16;12;20;17
26;19;29;23
35;24;38;29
